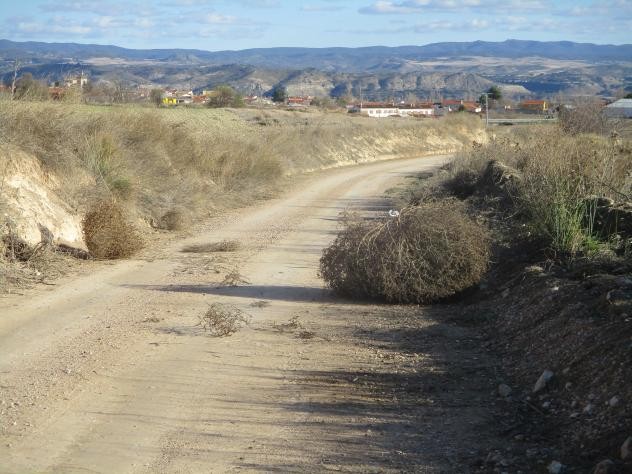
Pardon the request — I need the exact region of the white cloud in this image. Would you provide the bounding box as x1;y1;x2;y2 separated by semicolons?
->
301;4;345;12
39;1;127;15
203;13;237;24
16;20;93;36
360;0;549;14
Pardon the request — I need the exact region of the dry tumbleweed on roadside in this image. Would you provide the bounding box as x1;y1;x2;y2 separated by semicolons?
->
220;268;250;287
198;303;251;336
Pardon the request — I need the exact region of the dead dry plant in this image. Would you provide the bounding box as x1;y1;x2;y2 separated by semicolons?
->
82;200;144;259
198;303;251;336
182;240;241;253
158;209;188;231
320;202;491;304
250;300;270;308
220;267;250;286
272;315;303;333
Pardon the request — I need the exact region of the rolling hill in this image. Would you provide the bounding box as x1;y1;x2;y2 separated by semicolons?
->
1;39;630;99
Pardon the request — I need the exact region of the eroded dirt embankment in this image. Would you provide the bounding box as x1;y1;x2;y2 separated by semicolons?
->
0;102;484;257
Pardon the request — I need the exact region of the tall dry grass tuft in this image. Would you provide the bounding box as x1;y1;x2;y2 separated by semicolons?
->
446;126;632;258
0;100;293;219
320;202;490;304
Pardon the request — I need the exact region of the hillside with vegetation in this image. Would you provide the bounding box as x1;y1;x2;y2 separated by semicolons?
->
2;39;631;100
0;98;483;290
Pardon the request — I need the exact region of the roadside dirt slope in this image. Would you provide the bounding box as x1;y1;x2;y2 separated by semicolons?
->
0;155;504;473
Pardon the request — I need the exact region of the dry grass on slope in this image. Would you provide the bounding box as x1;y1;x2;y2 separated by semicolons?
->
232;108;484;173
0;100;483;270
444;126;632;259
0;100;483;229
0;101;283;224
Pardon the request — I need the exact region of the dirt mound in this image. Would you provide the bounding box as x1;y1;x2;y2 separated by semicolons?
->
478;262;632;472
0;148;86;250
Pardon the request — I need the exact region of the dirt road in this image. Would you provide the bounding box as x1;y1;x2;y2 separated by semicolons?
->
0;155;501;473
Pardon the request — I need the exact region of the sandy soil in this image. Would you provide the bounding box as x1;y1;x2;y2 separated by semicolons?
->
0;156;505;473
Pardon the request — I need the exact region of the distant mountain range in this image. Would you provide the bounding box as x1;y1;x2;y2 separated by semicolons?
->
1;39;631;100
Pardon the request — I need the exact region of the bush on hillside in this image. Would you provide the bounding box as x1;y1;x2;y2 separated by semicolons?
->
207;85;244;108
319;202;490;304
558;100;609;136
158;209;188;231
82;200;143;259
442;128;632;259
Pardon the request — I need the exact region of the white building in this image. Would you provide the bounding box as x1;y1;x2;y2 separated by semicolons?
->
359;105;399;118
605;99;632;118
350;102;434;118
398;105;435;117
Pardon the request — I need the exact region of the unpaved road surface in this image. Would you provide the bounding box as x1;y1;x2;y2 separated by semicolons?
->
0;156;503;473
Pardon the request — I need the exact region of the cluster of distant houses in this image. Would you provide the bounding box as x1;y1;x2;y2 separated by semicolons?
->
2;73;631;119
159;89;311;107
349;98;632;119
0;73;89;99
347;99;550;118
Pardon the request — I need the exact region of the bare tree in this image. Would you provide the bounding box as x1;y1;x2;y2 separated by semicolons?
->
149;88;163;107
11;59;21;101
558;97;626;136
111;80;126;103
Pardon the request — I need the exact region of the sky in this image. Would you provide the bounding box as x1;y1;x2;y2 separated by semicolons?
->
0;0;630;50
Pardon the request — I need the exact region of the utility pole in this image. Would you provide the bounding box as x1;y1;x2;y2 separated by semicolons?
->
483;92;489;127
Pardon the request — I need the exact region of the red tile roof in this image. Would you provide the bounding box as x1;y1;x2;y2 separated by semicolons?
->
399;103;434;109
356;102;397;108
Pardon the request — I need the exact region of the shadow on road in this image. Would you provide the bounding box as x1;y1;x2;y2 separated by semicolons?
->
229;305;504;472
123;283;353;304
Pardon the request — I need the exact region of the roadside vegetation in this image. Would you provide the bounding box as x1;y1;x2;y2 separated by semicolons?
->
325;108;631;472
82;200;144;259
0;97;482;291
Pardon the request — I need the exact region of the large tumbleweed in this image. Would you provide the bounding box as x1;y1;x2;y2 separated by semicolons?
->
319;201;490;304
